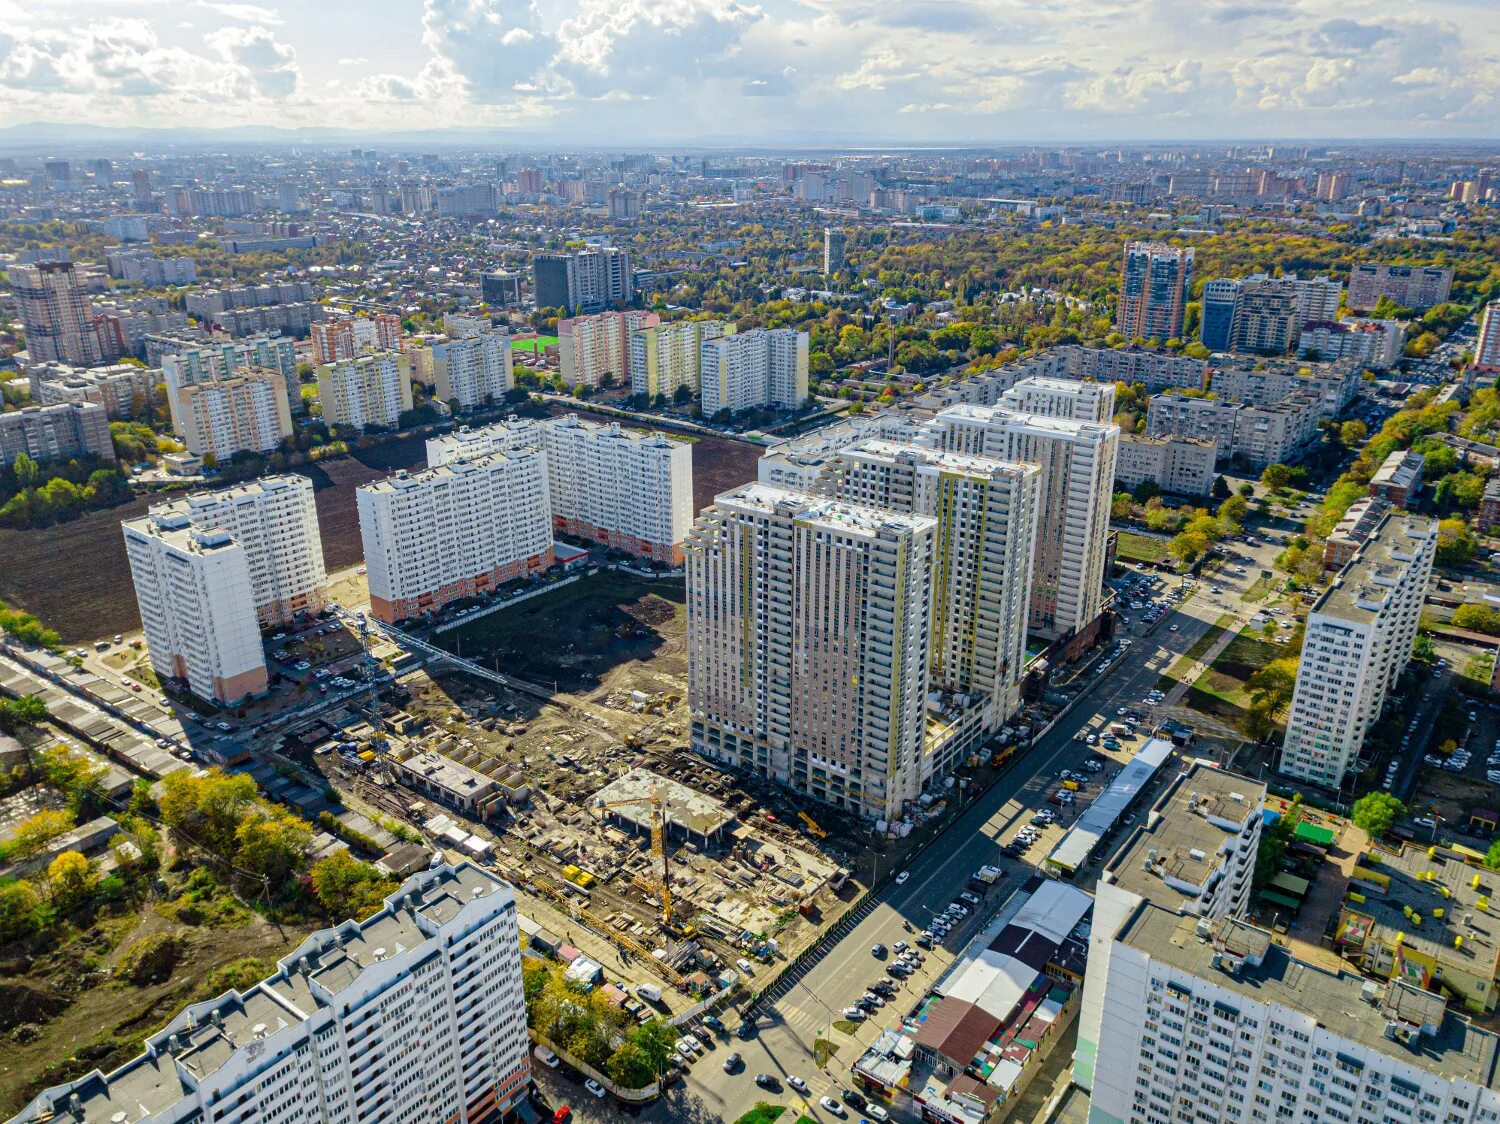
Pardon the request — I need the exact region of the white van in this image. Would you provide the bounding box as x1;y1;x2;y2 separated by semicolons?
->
636;983;663;1004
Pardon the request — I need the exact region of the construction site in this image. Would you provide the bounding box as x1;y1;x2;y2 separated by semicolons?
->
285;570;871;1006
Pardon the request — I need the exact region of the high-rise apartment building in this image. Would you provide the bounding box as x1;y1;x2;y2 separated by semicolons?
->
159;335;298;388
824;226;847;274
607;187;641;220
1085;904;1500;1124
821;440;1040;730
1114;434;1218;495
699;328;810;416
357;451;554;623
531;246;631;314
317;352;413;430
428;413;695;564
926;404;1119;641
1348;263;1454;312
629;319;734;401
1317;169;1350;201
558;310;660;389
1474;301;1500;375
687;484;936;820
311;313;403;364
11;862;531;1124
426;331;514;411
10;260;108;365
122;512;269;703
1199;278;1241;352
999;376;1117;423
0;402;114;464
166;366;294;460
1279;511;1437;787
25;362;157;421
149;475;327;626
1116;242;1193;343
479;271;524;307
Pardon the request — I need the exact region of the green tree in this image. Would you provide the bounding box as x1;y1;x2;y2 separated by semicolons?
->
309;851;398;920
1339;420;1368;447
0;693;47;733
1487;837;1500;871
1169;530;1210;565
1351;792;1405;839
45;850;96;909
12;451;38;490
1260;463;1292;491
1436;518;1477;567
0;878;45;942
234;808;311;883
1452;604;1500;635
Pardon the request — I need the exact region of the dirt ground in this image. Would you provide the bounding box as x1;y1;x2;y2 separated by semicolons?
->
0;902;314;1117
438;571;686;693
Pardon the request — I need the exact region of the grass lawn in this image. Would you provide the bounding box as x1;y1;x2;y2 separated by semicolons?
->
833;1019;863;1035
1116;531;1169;565
1241;576;1274;602
1191;623;1289;711
1164;613;1236;681
735;1105;787;1124
1464;651;1497;688
814;1038;840;1067
511;335;558;352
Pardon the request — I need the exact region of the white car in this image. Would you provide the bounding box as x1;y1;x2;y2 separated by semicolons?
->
533;1045;560;1069
584;1079;606;1099
896;870;910;884
788;1076;808;1092
820;1096;847;1116
842;1006;867;1021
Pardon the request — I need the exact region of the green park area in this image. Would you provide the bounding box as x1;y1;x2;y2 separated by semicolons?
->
511;335;559;355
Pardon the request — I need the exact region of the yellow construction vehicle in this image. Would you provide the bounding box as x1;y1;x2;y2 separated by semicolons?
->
595;782;691;933
798;811;828;839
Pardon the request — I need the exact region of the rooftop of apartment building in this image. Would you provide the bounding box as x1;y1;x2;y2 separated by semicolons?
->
1371;447;1426;491
1118;905;1500;1087
362;448;542;493
708;482;938;537
841;438;1039;481
1342;843;1500;983
1102;763;1265;912
1121;433;1217;449
21;863;510;1124
937;402;1117;438
123;509;239;555
1328;496;1393;547
1316;511;1435;625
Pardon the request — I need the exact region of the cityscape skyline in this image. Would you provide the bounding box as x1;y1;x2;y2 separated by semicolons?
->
0;0;1495;143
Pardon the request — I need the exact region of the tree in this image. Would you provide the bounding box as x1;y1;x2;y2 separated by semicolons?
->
12;451;38;491
0;693;47;733
1412;633;1437;663
1210;476;1231;500
310;851;398;920
1487;837;1500;872
45;850;95;908
1169;530;1210;565
234;808;311;883
1219;495;1250;527
1237;483;1255;498
1260;463;1292;491
1452;604;1500;635
1351;792;1405;839
1436;518;1477;567
1339;420;1368;448
0;878;45;943
157;769;261;860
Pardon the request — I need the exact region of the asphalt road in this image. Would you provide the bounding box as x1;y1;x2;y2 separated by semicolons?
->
593;579;1245;1123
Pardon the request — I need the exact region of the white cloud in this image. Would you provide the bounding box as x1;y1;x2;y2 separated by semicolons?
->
0;0;1494;137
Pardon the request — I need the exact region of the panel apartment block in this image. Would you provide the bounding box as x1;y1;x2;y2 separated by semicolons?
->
0;401;114;464
151;475;328;626
122;513;269;704
699;328;810;416
1280;512;1437;787
357;452;554;623
558;310;659;388
317;352;414;430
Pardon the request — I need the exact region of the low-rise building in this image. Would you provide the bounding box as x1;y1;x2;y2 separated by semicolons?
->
1481;476;1500;533
1114;433;1217;495
26;361;158;420
1369;447;1426;507
1323;496;1392;571
1336;841;1500;1013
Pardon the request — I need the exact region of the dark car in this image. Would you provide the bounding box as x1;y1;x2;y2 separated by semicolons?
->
842;1089;868;1110
703;1015;725;1033
723;1052;742;1074
755;1073;781;1091
736;1022;756;1040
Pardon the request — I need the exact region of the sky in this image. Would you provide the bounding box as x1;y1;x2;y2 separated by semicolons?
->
0;0;1496;142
